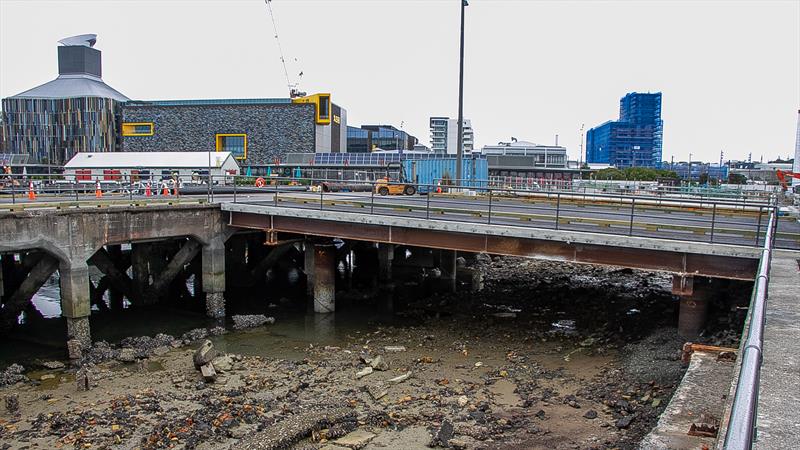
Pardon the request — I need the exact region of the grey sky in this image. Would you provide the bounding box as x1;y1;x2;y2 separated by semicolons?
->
1;0;798;163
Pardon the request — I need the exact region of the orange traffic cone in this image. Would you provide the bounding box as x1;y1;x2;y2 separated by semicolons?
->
28;181;36;200
145;181;152;197
173;182;179;197
95;181;103;198
162;183;169;196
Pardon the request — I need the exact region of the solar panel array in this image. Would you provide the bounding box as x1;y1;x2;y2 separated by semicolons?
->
312;153;484;166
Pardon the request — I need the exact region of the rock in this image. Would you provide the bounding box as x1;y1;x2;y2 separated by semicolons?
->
388;372;411;384
193;340;218;369
366;383;388;400
474;362;483;368
200;363;217;382
0;364;27;387
449;438;468;449
492;312;517;318
583;410;598;419
211;355;234;372
370;355;389;371
67;339;82;360
41;361;65;370
429;418;455;447
651;398;662;408
40;374;55;381
615;415;634;429
457;395;469;407
334;430;376;449
456;256;467;266
355;367;373;379
231;314;275;330
4;393;19;414
76;366;91;391
117;348;137;363
384;346;406;352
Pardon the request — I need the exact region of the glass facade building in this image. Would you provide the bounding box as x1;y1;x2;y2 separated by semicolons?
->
586;92;663;168
346;125;417;153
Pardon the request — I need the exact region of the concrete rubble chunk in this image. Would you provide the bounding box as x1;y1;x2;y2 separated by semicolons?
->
212;355;234;372
333;430;376;449
231;314;276;330
457;395;469;407
193;339;218;369
369;355;389;371
200;363;217;382
233;406;354;449
366;383;388;400
388;372;411;384
4;393;19;414
384;346;406;352
355;367;373;379
76;366;91;391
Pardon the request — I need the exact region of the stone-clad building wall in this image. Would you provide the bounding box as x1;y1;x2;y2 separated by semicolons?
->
121;103;316;166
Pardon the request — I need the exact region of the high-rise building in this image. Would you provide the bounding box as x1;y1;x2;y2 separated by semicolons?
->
429;117;474;154
586;92;663;168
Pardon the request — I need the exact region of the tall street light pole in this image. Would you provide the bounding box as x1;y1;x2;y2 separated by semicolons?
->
456;0;467;186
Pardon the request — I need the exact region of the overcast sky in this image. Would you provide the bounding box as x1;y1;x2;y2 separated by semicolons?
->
1;0;798;163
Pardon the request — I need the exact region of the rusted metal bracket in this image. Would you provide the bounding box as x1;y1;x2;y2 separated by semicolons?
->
672;274;694;296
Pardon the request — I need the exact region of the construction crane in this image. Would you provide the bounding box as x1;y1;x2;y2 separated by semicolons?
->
776;169;800;192
264;0;305;98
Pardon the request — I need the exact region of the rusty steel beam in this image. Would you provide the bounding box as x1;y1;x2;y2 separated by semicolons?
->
228;211;759;280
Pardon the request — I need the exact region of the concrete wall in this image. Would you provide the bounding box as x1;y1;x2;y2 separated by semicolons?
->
121;103;316;166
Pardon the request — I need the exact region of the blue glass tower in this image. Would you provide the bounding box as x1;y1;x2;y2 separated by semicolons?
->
586;92;663;168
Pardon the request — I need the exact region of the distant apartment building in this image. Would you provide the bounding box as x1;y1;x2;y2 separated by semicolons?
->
346;125;417;153
586;92;663;168
478;140;573;180
429;117;474;154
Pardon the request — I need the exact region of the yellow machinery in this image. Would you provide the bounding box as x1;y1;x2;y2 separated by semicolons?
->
374;162;417;196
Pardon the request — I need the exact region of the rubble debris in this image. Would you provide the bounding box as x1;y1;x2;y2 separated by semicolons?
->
200;363;217;382
429;418;455;448
4;393;19;414
66;339;82;360
193;339;218;369
231;314;276;330
234;406;354;449
384;346;406;352
0;364;27;387
355;367;373;379
369;355;389;371
40;360;65;370
367;383;388;400
76;366;91;391
388;372;411;384
334;430;376;449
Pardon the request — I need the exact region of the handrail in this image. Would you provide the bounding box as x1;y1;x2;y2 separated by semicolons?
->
722;206;777;449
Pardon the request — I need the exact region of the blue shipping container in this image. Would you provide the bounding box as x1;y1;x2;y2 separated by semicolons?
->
404;158;488;193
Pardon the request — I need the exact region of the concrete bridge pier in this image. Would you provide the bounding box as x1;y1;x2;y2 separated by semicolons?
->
673;275;710;339
378;244;394;283
60;261;92;348
202;241;226;319
313;242;336;314
304;241;315;298
438;250;457;293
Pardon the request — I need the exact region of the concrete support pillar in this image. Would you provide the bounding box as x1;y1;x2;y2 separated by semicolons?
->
673;275;710;340
439;249;457;293
60;261;91;348
378;244;394;283
304;241;315;298
202;241;226;319
313;243;336;314
131;243;150;305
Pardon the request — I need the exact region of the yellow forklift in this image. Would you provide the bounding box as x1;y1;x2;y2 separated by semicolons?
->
374;162;417;196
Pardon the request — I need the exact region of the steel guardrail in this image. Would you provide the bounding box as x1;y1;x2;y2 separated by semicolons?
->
722;207;777;449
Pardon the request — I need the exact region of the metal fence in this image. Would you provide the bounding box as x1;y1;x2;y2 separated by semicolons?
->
722;207;777;449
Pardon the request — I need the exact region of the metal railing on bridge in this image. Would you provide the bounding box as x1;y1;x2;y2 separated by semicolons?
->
2;174;798;251
722;207;777;449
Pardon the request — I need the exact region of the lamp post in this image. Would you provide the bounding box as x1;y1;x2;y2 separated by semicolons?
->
455;0;468;186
